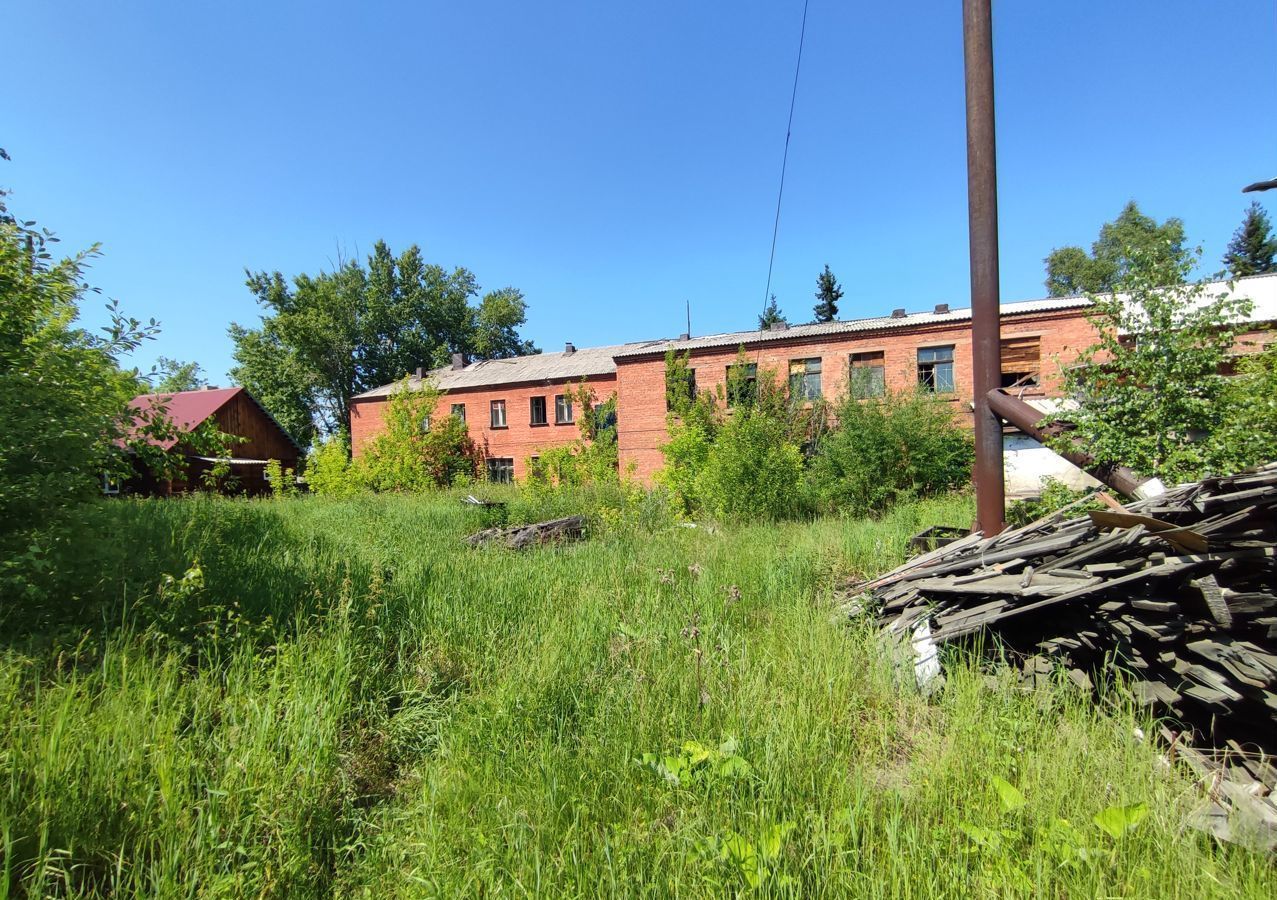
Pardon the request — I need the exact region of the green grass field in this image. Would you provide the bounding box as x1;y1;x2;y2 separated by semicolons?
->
1;492;1272;897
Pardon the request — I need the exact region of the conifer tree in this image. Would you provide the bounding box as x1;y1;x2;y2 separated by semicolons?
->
1223;201;1277;278
758;294;786;329
812;264;844;322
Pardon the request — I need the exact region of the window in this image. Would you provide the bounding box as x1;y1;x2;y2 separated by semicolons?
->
788;358;822;401
555;394;574;425
849;352;886;398
450;403;466;422
726;362;758;407
1000;335;1041;388
490;399;507;428
486;457;514;483
101;472;120;496
530;395;548;426
917;345;955;392
666;365;697;411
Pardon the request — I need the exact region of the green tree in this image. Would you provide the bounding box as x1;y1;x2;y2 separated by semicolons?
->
230;241;537;440
357;379;478;491
1222;202;1277;278
812;264;843;323
1054;244;1252;482
758;295;786;330
1044;202;1186;296
152;356;206;393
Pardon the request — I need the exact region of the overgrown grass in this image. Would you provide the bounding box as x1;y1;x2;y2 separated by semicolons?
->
1;491;1272;897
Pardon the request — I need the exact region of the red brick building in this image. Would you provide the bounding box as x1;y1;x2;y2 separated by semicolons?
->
349;274;1277;486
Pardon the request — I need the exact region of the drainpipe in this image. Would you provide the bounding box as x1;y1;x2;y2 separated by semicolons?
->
963;0;1005;535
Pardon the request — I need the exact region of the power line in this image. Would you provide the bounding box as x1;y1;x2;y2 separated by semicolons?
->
761;0;811;320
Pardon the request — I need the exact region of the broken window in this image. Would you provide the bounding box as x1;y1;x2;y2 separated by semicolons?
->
490;399;507;428
666;367;697;411
917;345;955;393
555;394;574;424
788;358;822;401
726;362;758;407
530;395;548;426
1000;335;1041;388
849;351;886;398
486;457;514;483
450;402;466;422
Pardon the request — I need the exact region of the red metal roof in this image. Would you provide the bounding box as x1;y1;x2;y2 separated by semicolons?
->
127;387;245;451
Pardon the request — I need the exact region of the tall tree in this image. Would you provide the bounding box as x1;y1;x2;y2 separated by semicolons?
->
230;241;537;439
812;264;843;323
152;356;206;393
1222;201;1277;278
1053;242;1253;482
1044;201;1186;296
758;295;786;329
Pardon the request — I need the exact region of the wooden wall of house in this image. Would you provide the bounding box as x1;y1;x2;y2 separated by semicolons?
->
207;392;299;464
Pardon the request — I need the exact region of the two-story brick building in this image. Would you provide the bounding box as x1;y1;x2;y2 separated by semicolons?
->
349;274;1277;488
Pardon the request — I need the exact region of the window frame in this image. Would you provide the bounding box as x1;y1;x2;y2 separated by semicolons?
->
726;362;759;408
848;351;886;398
489;399;508;429
450;402;466;423
917;345;956;393
530;395;548;426
788;357;822;402
486;457;514;484
554;394;575;425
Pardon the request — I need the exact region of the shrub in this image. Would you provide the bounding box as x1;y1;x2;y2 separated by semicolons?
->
359;379;478;491
694;408;805;522
305;431;362;497
1004;477;1101;529
805;388;973;517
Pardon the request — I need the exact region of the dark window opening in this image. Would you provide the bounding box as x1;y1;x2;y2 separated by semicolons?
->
849;352;886;398
530;395;548;426
917;346;955;393
788;358;822;401
486;457;514;483
666;368;697;411
727;363;758;407
451;403;466;422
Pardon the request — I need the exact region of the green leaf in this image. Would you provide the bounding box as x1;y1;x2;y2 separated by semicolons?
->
681;740;712;766
759;822;795;861
1093;802;1148;840
959;822;1003;850
715;755;753;779
991;776;1026;813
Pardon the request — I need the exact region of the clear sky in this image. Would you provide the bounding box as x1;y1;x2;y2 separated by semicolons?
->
4;1;1274;382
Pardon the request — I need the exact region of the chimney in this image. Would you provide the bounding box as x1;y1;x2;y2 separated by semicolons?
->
891;308;907;318
451;353;465;370
204;384;219;390
933;303;950;314
768;322;788;332
678;332;690;341
564;342;576;355
414;366;424;379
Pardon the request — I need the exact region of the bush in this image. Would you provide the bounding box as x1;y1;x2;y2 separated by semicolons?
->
358;379;479;492
1004;477;1101;529
804;388;973;517
693;409;805;522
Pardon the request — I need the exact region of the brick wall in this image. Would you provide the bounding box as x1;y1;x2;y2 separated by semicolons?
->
616;308;1102;482
350;374;617;481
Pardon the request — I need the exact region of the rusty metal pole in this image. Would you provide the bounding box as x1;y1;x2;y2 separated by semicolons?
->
963;0;1005;536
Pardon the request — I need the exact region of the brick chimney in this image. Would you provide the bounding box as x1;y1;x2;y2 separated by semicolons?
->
451;353;465;370
414;366;424;379
891;308;907;318
564;342;576;355
768;322;788;332
933;303;950;314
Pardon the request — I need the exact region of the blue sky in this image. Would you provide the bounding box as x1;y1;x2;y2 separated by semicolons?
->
4;1;1274;382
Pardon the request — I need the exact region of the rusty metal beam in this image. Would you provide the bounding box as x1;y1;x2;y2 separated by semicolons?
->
963;0;1005;535
986;389;1164;499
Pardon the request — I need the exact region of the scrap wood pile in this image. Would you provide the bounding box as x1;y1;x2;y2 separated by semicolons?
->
465;515;586;550
842;463;1277;849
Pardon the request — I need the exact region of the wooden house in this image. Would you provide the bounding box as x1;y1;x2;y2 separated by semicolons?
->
123;387;302;495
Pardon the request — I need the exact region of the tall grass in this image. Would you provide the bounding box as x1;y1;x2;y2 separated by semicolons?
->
0;492;1271;897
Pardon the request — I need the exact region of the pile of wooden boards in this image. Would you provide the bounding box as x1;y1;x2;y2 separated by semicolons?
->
465;515;586;550
842;463;1277;849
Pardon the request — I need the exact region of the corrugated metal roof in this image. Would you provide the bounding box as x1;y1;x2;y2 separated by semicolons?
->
351;273;1277;398
353;341;663;399
127;386;302;453
613;296;1093;358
